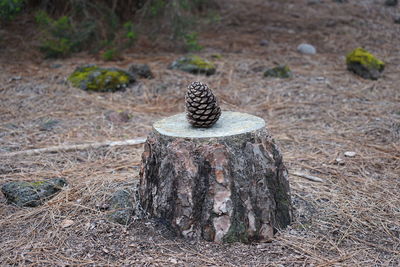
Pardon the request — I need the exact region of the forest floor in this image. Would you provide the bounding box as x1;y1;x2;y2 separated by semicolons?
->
0;0;399;266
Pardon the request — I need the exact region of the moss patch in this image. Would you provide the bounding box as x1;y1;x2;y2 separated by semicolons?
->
68;64;135;92
264;65;292;78
346;48;385;80
169;55;216;76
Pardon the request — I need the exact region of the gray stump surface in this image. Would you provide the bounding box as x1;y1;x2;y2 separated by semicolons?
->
139;111;292;243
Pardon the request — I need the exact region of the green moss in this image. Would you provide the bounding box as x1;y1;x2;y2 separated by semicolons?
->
31;181;46;187
211;54;222;59
170;55;216;75
264;65;292;78
68;64;134;92
346;48;384;71
102;48;120;61
189;55;215;69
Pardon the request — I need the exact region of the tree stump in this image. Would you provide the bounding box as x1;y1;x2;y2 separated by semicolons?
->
139;111;292;243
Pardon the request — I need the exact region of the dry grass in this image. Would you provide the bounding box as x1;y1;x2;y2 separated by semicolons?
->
0;0;399;266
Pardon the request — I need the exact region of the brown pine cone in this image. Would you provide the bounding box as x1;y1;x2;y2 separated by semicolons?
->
185;81;221;128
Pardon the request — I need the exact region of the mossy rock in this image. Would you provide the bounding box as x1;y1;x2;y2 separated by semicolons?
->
264;65;292;78
1;178;67;207
68;64;135;92
128;63;154;79
346;48;385;80
107;189;134;225
169;55;216;76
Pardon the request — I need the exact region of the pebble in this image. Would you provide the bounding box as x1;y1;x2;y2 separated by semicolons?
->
259;40;269;46
105;111;130;124
297;43;317;55
385;0;398;7
8;76;21;82
335;158;345;165
394;17;400;24
307;0;322;5
344;151;356;157
60;219;75;228
50;63;62;69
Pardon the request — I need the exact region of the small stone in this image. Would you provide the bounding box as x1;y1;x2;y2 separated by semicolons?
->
307;0;322;5
169;55;216;76
385;0;398;7
259;40;269;46
335;158;345;165
344;151;356;157
1;178;67;207
39;119;60;131
394;17;400;24
346;48;384;80
264;65;292;78
128;63;153;79
8;76;22;82
169;258;178;264
107;189;135;225
60;219;74;228
105;111;130;124
297;43;317;55
50;63;62;69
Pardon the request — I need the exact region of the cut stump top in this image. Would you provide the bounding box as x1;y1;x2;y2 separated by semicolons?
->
153;111;265;139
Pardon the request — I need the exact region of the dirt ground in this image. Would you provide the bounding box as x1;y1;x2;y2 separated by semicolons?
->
1;0;399;266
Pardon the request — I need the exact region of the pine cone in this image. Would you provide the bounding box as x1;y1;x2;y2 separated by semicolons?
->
185;81;221;128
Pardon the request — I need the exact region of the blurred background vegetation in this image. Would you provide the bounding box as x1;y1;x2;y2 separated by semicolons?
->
0;0;218;59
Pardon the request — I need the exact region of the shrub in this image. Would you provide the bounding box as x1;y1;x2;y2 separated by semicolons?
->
101;48;119;61
6;0;217;57
0;0;25;21
184;32;203;51
35;11;85;58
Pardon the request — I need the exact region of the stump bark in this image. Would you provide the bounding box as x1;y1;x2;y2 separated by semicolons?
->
139;112;292;243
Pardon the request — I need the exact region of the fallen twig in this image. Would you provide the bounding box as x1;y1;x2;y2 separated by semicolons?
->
0;137;147;157
292;171;325;183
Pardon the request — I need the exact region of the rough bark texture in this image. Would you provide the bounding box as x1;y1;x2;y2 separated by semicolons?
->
139;128;292;243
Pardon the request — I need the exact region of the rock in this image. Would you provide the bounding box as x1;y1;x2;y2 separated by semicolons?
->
333;0;347;3
105;111;130;124
169;55;216;76
346;48;384;80
50;63;62;69
394;17;400;24
307;0;322;5
297;43;316;55
335;158;345;165
107;189;134;225
385;0;398;6
1;178;67;207
68;64;135;92
39;118;60;131
259;40;269;46
264;65;292;78
60;219;75;228
8;76;22;82
344;151;356;157
128;63;153;79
